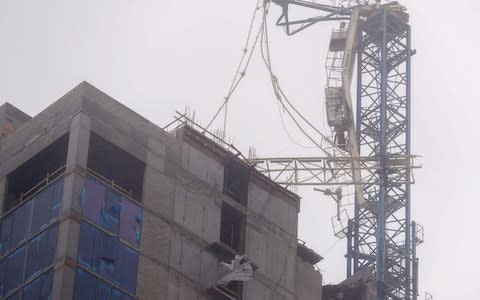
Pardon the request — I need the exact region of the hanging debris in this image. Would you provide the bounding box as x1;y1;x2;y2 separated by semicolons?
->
217;255;254;286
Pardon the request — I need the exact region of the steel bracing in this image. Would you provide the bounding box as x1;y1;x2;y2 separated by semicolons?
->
249;156;417;187
197;1;423;299
260;2;423;300
346;10;419;300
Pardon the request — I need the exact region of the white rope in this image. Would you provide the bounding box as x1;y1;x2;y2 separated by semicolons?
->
205;0;263;132
258;1;347;158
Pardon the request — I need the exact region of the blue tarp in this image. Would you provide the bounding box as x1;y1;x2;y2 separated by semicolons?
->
82;177;142;246
0;246;26;298
78;177;142;298
99;234;118;282
116;243;138;294
23;270;52;300
4;292;19;300
0;202;31;258
31;181;63;234
25;226;59;281
74;268;135;300
74;269;97;300
0;179;63;259
78;222;138;294
78;223;101;272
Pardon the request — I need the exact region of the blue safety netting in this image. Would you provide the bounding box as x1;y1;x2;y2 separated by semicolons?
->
25;226;59;281
23;270;52;300
74;268;135;300
0;246;26;298
4;292;19;300
0;179;63;258
81;176;142;247
78;222;138;294
30;180;63;234
74;268;96;300
0;225;58;299
0;203;30;258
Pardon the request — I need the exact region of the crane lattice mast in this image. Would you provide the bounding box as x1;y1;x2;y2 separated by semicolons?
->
249;1;423;299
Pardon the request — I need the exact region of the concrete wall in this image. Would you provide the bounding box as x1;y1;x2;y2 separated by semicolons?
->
244;180;300;299
296;258;323;300
0;177;6;215
0;102;31;141
0;82;324;300
0;84;88;179
248;182;298;237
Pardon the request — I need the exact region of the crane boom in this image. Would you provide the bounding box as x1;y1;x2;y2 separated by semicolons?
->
249;155;418;187
324;8;364;203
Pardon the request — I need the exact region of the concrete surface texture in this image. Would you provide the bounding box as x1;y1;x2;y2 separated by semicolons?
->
0;82;323;300
0;102;31;141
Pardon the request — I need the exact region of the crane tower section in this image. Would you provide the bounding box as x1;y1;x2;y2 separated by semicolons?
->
347;7;421;300
267;1;423;299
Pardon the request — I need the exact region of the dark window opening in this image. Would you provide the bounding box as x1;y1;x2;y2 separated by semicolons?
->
219;203;245;254
5;134;69;212
209;281;243;300
226;281;243;300
223;159;249;205
87;133;145;201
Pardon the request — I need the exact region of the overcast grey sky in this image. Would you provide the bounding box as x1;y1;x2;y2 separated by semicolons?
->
1;0;478;299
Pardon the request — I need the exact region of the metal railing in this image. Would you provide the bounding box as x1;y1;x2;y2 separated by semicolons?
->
8;165;67;213
86;168;137;201
8;164;140;216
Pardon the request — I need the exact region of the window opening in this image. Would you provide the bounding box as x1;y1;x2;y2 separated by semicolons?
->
219;203;245;254
226;281;243;300
87;133;145;201
217;203;246;299
223;159;250;205
210;282;243;300
5;134;68;212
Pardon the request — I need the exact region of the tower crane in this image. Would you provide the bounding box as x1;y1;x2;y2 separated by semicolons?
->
245;1;424;300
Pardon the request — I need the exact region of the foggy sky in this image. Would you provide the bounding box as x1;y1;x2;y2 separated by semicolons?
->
1;1;478;299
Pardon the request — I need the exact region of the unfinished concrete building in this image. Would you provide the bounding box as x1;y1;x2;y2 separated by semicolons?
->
0;82;324;300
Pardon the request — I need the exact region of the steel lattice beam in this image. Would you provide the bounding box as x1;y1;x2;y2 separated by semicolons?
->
346;10;417;300
249;156;417;187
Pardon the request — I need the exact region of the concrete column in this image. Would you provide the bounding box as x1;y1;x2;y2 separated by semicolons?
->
51;112;91;300
0;177;6;214
63;112;91;213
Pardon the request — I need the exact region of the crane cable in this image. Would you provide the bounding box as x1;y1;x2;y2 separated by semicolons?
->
258;1;346;158
206;0;348;160
258;0;352;191
276;100;317;149
205;0;263;133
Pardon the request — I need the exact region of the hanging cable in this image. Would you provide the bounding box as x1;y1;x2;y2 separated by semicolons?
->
276;100;317;149
206;0;349;163
205;0;263;132
320;237;343;257
257;1;346;158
